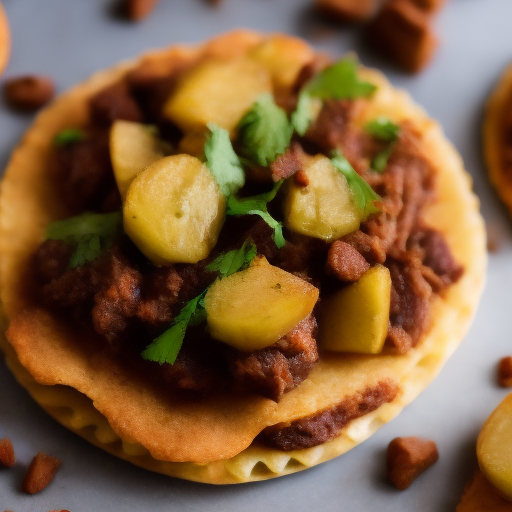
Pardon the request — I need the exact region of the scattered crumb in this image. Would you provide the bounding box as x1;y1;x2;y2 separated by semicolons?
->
456;470;512;511
498;357;512;387
367;0;438;73
126;0;159;21
387;436;439;490
21;452;61;494
206;0;223;5
409;0;447;13
486;224;501;253
315;0;379;23
3;75;55;111
0;438;15;468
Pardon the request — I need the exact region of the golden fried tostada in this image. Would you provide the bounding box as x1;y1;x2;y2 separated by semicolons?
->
484;62;512;217
0;31;486;483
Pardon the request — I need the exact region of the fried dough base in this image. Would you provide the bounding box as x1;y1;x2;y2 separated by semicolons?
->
484;62;512;216
0;2;10;76
0;31;486;483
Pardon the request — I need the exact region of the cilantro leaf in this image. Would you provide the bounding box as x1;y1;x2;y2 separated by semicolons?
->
206;240;257;278
291;57;377;136
238;93;293;166
204;123;245;197
226;182;286;248
365;117;401;173
54;128;84;147
46;212;122;268
143;241;258;365
330;151;381;216
142;291;206;365
305;57;377;100
365;117;400;141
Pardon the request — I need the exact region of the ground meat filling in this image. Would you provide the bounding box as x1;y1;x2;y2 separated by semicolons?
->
260;380;399;450
30;55;464;444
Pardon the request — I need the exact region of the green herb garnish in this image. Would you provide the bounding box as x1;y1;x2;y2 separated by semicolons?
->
53;128;84;147
46;212;122;268
226;182;286;248
291;57;377;136
204;123;245;197
330;150;381;216
238;93;293;166
142;241;257;365
365;117;401;173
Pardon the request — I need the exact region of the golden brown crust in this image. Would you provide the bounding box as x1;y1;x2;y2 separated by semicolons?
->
0;2;10;77
484;62;512;217
0;31;486;483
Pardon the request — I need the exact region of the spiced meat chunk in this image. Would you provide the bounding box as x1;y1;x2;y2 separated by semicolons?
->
326;240;370;282
270;143;304;182
260;380;399;450
226;315;318;402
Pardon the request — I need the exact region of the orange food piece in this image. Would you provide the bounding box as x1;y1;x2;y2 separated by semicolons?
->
410;0;446;13
456;470;512;511
315;0;379;22
0;1;11;76
483;63;512;219
368;0;438;73
499;357;512;387
0;438;15;467
126;0;159;21
21;452;61;494
386;436;439;490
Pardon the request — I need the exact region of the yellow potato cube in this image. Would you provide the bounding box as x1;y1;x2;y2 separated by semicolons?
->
319;265;391;354
110;120;168;200
163;57;272;134
249;35;314;91
282;154;362;241
477;392;512;500
124;154;225;265
204;257;319;351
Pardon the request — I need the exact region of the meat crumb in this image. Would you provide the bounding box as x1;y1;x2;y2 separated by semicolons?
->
326;240;370;282
315;0;379;22
294;169;310;187
498;357;512;387
0;438;15;468
21;452;61;494
126;0;159;20
387;436;439;490
3;75;54;111
368;0;438;73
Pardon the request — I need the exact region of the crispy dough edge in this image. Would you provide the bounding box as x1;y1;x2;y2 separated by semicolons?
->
483;62;512;216
0;2;10;76
0;31;486;483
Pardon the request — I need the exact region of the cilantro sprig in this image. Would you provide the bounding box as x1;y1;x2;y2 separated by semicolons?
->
237;93;293;166
365;117;401;173
142;241;257;365
330;151;381;216
46;212;122;268
292;57;377;136
204;123;245;197
226;182;286;248
54;128;84;147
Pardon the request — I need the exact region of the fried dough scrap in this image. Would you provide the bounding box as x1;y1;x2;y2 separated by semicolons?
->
315;0;379;22
0;438;15;467
368;0;438;73
386;436;439;489
21;452;61;494
456;471;512;512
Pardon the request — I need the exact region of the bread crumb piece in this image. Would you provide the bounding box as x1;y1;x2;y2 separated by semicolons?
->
498;357;512;387
126;0;159;20
0;438;15;468
315;0;379;22
387;436;439;490
21;452;61;494
3;75;54;111
410;0;446;13
368;0;438;73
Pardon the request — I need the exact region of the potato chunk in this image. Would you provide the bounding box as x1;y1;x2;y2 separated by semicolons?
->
124;154;225;265
110;120;168;200
319;264;391;354
204;257;319;351
477;392;512;500
282;154;362;241
163;58;272;134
